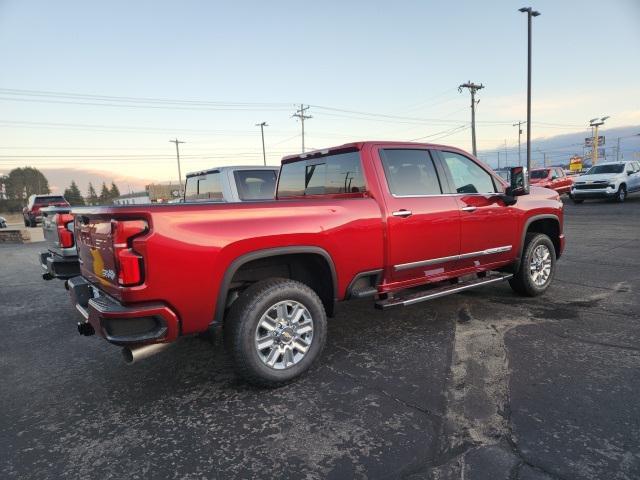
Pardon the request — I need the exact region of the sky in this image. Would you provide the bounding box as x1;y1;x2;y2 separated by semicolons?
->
0;0;639;190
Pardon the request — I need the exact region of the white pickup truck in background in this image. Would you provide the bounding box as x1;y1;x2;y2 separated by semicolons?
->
184;165;279;202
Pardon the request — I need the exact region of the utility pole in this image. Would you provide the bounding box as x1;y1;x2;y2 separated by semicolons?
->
512;121;526;166
256;122;268;165
169;138;185;193
519;7;540;178
292;104;312;153
458;81;484;156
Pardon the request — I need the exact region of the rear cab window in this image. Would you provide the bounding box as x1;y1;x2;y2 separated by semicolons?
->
35;195;67;206
277;150;365;198
233;170;277;200
184;172;224;202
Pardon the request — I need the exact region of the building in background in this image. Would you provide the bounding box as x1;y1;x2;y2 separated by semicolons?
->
113;181;181;205
146;182;182;203
113;192;150;205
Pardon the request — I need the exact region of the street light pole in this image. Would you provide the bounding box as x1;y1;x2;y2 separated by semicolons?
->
519;7;540;178
169;138;185;193
256;122;268;165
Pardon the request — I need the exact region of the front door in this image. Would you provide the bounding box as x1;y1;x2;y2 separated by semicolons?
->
437;150;519;270
375;148;461;283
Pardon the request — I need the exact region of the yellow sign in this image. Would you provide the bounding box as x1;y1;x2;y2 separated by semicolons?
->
569;156;582;171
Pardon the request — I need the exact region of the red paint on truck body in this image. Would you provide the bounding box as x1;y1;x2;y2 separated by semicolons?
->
71;141;564;343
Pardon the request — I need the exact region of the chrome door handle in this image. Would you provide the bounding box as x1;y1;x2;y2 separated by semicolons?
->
392;209;412;218
461;206;477;212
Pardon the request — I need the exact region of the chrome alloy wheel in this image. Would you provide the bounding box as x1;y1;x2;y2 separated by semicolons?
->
529;244;552;286
254;300;314;370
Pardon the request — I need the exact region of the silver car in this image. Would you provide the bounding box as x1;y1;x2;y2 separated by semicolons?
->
570;161;640;203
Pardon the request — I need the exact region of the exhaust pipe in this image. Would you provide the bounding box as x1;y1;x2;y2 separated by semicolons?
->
42;272;54;280
122;343;170;364
77;322;95;336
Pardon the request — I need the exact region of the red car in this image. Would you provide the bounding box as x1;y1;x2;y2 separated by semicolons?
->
529;167;573;195
68;141;564;386
23;194;70;227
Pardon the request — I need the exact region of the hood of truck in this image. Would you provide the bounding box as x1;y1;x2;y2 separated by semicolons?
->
574;173;618;183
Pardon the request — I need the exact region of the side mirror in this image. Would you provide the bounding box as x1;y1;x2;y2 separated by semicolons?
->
627;171;633;176
506;166;530;197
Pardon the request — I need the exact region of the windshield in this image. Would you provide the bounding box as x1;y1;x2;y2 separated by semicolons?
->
586;164;624;175
531;169;549;179
234;170;277;200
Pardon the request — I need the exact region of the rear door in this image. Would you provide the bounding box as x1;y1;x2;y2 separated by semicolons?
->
436;150;518;270
376;148;461;283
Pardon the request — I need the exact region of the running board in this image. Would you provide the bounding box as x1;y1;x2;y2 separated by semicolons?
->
375;273;513;310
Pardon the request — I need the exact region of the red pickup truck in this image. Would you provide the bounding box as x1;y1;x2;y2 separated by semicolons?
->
68;141;564;386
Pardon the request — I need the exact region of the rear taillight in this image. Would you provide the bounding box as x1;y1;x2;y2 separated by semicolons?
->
56;213;75;248
111;219;148;287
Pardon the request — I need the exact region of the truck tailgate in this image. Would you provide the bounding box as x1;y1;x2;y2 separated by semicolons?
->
75;215;121;295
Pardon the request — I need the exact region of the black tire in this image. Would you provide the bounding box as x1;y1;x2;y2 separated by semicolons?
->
24;217;29;227
509;233;556;297
615;184;627;203
224;278;327;387
572;198;583;204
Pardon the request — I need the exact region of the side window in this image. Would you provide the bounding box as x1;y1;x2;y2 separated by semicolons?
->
380;149;442;196
633;162;640;173
440;151;496;194
278;151;365;197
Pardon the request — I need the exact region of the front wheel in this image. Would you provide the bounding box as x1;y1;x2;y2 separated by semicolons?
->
224;278;327;387
509;233;556;297
615;185;627;203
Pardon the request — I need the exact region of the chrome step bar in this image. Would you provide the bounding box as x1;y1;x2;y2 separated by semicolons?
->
375;273;513;310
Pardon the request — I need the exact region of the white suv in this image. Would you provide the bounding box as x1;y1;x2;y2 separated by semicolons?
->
571;161;640;203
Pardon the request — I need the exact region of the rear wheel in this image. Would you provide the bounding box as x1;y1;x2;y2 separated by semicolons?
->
509;233;556;297
615;184;627;203
224;278;327;387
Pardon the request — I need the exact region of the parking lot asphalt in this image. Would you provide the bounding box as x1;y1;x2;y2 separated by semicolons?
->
1;197;639;480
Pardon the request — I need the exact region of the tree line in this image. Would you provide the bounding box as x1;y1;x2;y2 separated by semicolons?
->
0;167;121;210
64;180;120;206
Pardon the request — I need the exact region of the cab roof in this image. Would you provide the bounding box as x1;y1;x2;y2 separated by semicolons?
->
281;141;461;164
